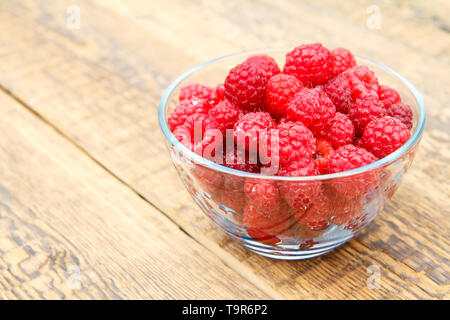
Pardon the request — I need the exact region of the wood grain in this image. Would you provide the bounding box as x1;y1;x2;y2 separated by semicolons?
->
0;0;448;299
0;90;271;299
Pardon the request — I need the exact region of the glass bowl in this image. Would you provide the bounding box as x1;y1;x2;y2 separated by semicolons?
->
158;48;426;260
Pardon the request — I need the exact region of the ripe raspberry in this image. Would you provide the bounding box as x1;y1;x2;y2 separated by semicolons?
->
259;121;316;167
293;191;331;231
328;112;355;148
168;100;207;132
233;112;276;151
283;43;334;86
244;201;293;245
387;103;413;129
208;99;243;134
278;159;321;212
244;179;279;210
215;84;225;101
192;164;223;195
330;194;364;227
286;88;336;136
215;188;247;217
223;148;259;173
361;116;411;158
323;74;352;114
224;62;267;111
193;128;223;161
331;48;356;75
179;83;218;109
314;138;334;174
378;85;401;108
348;95;385;136
328;144;379;197
264;74;303;118
244;54;280;80
342;65;379;99
183;112;219;138
173;125;192;150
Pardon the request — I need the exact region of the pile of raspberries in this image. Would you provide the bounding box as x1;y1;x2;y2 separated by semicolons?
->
168;43;412;244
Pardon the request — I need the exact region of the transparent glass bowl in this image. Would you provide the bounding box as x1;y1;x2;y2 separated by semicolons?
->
158;48;426;260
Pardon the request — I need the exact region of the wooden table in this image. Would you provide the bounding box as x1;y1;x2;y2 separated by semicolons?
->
0;0;448;300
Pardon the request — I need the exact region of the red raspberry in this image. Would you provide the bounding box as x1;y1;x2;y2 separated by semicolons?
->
233;112;276;151
244;201;293;245
193;128;223;161
260;121;316;167
244;54;280;80
244;179;279;210
293;191;331;231
283;43;334;86
323;74;352;114
168;100;207;132
361;116;411;158
224;62;267;111
179;83;218;109
286;88;336;136
183;112;219;139
348;95;385;136
278;159;321;212
387;103;413;129
328;112;355;148
223;148;259;173
378;85;401;108
264;74;303;118
330;194;364;227
342;65;379;99
327;144;379;197
314;138;334;174
215;84;225;101
328;144;377;173
331;48;356;75
173;125;193;150
192;164;223;195
208;99;243;134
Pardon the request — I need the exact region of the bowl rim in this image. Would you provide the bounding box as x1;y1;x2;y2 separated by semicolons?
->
158;47;426;181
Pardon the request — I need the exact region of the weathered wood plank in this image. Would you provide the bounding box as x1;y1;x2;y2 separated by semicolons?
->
0;0;448;299
0;91;270;299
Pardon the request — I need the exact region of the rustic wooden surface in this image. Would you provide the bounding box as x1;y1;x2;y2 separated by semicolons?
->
0;0;448;299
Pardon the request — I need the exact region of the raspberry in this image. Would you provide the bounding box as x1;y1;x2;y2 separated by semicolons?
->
378;85;401;108
223;148;259;173
330;195;364;227
192;164;223;195
208;99;243;134
348;95;385;136
244;201;293;245
244;54;280;80
278;159;321;212
168;100;207;132
244;179;279;210
323;74;352;114
183;112;219;138
286;88;336;136
215;84;225;101
387;103;413;129
328;112;355;148
293;191;331;230
263;74;303;118
342;65;379;99
314;138;334;174
361;116;411;158
179;83;218;109
331;48;356;75
233;112;276;151
173;125;192;150
283;43;334;86
224;62;267;111
328;144;379;197
260;121;316;167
